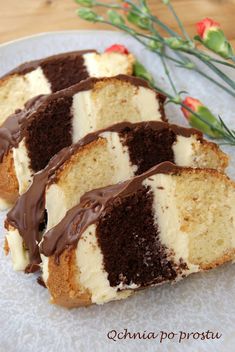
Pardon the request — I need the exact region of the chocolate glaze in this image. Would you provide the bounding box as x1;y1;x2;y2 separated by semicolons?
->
1;50;96;79
6;121;201;272
40;161;182;260
0;74;163;163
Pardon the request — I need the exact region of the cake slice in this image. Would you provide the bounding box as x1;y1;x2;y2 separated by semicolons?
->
39;162;235;308
0;49;135;126
0;75;165;209
5;121;228;272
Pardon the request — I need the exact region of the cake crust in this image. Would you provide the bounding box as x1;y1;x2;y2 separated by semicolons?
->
47;249;91;308
0;151;19;205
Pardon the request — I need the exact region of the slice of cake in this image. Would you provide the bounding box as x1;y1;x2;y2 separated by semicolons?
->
0;75;165;209
39;162;235;308
5;121;228;272
0;50;135;126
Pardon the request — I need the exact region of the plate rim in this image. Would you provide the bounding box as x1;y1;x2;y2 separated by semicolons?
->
0;29;123;49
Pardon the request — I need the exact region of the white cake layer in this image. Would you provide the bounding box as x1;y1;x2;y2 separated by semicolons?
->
84;52;133;77
173;135;197;166
0;67;51;126
45;131;136;232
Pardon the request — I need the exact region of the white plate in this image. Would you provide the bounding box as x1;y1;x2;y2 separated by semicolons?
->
0;31;235;352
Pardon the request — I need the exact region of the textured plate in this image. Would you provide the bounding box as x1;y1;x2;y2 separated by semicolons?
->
0;31;234;352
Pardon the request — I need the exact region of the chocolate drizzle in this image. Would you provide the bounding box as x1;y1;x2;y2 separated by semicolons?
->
40;161;181;260
6;122;201;272
1;50;96;80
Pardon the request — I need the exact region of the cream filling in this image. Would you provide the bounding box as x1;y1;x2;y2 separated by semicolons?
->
172;135;197;167
13;139;33;195
132;86;161;121
72;83;162;140
143;174;199;275
100;131;137;182
24;67;51;95
76;225;133;304
41;254;49;284
6;228;29;271
84;52;133;77
72;90;95;142
45;184;68;231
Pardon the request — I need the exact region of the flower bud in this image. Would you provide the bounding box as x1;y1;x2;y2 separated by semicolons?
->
105;44;129;55
122;2;130;10
127;11;150;29
148;40;163;52
196;18;234;59
108;10;125;26
181;97;223;138
77;8;101;22
165;37;191;50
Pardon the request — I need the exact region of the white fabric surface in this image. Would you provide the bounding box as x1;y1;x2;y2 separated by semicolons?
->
0;31;234;352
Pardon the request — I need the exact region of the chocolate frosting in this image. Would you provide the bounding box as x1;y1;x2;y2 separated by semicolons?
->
1;50;96;78
0;74;162;163
40;161;182;260
6;121;201;272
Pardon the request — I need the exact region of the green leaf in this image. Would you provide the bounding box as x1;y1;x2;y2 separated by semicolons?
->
77;8;102;22
74;0;95;7
133;60;155;86
108;10;125;26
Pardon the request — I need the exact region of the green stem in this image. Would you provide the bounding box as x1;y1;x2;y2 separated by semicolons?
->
193;67;235;98
160;54;178;95
98;16;235;97
125;0;235;84
190;50;235;89
209;57;235;69
166;2;191;42
124;0;181;37
95;2;121;8
132;31;235;96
